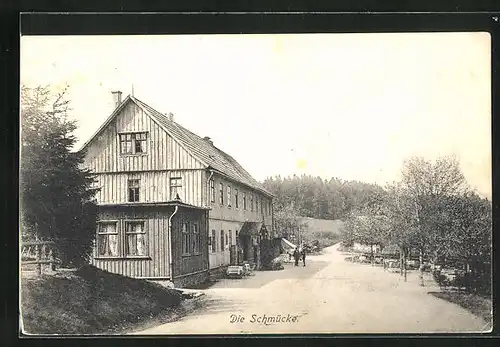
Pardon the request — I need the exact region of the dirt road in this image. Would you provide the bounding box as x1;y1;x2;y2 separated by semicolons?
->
134;244;488;335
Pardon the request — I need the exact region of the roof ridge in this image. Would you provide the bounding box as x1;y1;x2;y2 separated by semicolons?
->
130;96;273;197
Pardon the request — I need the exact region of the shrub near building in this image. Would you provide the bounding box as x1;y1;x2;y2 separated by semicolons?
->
20;85;98;267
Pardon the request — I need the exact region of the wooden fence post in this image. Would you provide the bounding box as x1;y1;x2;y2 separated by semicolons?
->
36;244;42;276
49;247;56;271
419;249;425;287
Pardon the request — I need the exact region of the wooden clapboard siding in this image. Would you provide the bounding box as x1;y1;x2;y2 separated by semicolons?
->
91;205;172;279
83;102;204;173
95;169;205;206
171;208;209;278
82;96;274;276
206;172;274;231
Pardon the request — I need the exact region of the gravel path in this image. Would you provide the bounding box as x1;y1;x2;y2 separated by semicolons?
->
133;244;488;335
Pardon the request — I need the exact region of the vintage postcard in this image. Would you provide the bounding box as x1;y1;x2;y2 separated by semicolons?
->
19;32;492;335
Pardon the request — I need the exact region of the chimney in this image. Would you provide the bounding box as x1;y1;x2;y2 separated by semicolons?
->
168;112;174;122
203;136;213;145
111;91;122;108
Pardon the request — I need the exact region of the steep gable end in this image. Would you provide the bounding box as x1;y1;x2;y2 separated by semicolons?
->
80;96;205;173
80;95;272;196
132;97;273;197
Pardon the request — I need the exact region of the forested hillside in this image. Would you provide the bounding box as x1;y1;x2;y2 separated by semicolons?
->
262;175;385;221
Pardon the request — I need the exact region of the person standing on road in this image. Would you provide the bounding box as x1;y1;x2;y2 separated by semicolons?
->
301;248;306;267
293;248;300;266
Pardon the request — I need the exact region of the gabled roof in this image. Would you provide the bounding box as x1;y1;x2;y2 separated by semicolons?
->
79;95;273;197
79;95;133;152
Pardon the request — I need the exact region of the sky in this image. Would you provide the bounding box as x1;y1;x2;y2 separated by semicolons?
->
20;33;492;198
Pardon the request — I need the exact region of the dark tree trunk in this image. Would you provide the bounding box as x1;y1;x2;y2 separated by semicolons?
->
419;248;424;286
403;248;407;282
370;244;374;266
399;245;404;276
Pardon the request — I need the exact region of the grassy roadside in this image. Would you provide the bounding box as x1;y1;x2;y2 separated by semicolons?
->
429;291;492;327
298;217;343;250
20;265;183;335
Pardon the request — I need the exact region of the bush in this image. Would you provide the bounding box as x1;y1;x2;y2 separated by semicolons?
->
337;243;352;252
262;258;284;271
452;271;491;296
432;265;491;296
432;270;451;289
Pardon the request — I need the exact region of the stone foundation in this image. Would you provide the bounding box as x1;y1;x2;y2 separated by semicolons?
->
173;270;209;288
208;265;229;281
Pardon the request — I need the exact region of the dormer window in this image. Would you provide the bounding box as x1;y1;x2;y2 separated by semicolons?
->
120;132;148;155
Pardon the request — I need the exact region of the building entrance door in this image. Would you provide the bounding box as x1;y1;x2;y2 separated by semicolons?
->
229;245;237;265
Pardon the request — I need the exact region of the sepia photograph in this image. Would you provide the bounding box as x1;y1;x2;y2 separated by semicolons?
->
19;32;492;335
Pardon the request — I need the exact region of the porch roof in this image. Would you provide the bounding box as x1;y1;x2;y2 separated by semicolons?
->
239;221;264;236
98;201;210;210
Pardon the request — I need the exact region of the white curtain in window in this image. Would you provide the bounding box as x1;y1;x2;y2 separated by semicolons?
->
171;187;183;200
108;234;118;256
127;223;145;256
140;140;147;153
98;235;107;256
99;223;118;256
127;234;137;255
134;223;145;256
125;141;132;153
136;233;145;256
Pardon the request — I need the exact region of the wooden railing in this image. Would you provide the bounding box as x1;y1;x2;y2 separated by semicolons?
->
21;241;60;275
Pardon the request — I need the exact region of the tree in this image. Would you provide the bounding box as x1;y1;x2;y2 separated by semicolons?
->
400;156;468;262
272;200;308;243
392;156;492;288
383;182;419;281
20;85;98;267
440;192;492;266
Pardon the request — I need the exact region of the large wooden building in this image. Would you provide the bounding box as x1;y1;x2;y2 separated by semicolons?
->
80;91;274;284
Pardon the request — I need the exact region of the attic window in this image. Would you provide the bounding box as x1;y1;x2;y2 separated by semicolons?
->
120;132;148;155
